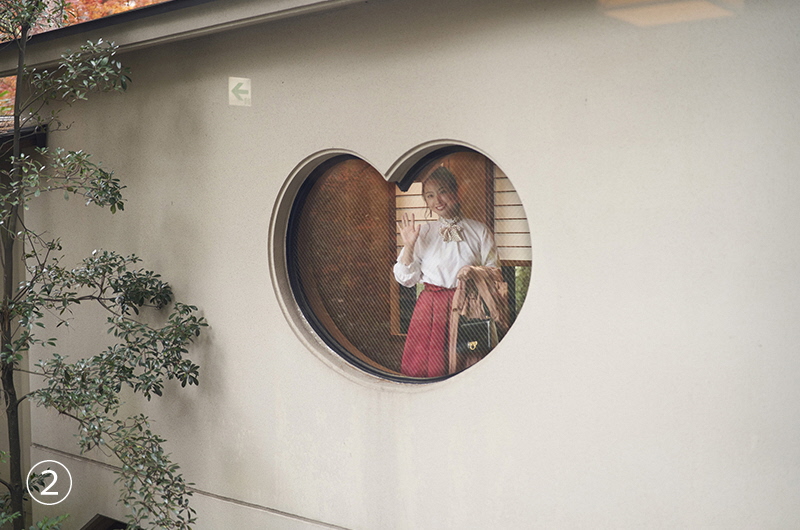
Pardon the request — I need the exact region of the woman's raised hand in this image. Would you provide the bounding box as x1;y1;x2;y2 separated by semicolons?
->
397;212;421;249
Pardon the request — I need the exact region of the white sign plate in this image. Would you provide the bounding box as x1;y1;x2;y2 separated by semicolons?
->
229;77;251;107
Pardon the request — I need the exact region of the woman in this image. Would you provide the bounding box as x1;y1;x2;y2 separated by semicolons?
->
394;167;498;377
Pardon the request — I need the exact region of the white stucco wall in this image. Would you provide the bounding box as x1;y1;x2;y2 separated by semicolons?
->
27;0;800;528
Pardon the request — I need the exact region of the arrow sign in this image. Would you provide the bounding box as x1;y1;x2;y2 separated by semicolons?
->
228;77;251;107
232;82;249;100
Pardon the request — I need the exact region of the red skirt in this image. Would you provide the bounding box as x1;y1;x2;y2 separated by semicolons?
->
401;283;455;377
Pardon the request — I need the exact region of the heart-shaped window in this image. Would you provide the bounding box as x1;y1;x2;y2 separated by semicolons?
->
285;147;531;382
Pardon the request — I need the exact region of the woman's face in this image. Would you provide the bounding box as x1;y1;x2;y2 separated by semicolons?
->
423;178;459;219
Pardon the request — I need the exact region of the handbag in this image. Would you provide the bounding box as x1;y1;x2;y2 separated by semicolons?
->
447;266;509;373
455;316;498;358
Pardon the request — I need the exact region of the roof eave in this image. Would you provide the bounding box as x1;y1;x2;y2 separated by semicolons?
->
0;0;368;76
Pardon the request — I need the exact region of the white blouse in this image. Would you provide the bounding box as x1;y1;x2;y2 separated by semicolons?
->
394;218;499;289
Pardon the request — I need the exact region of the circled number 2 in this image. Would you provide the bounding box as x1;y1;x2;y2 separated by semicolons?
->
27;460;73;506
40;470;58;496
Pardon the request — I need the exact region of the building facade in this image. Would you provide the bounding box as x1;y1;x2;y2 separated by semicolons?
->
1;0;799;527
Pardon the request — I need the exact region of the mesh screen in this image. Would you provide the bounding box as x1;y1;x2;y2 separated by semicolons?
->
289;151;531;380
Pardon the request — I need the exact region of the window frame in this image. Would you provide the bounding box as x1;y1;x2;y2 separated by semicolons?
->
283;147;531;383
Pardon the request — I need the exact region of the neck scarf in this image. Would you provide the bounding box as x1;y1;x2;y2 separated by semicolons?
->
439;217;464;243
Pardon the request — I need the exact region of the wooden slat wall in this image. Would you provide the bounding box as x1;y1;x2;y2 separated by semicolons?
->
494;167;532;263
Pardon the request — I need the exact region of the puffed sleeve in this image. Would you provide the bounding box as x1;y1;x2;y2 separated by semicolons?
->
481;224;499;268
394;222;430;287
394;253;421;287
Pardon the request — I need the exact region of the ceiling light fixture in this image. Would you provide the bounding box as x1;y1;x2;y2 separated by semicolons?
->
600;0;743;27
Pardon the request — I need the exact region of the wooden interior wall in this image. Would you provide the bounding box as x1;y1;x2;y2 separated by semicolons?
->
296;158;404;373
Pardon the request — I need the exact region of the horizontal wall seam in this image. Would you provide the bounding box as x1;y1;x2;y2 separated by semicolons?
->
30;443;350;530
